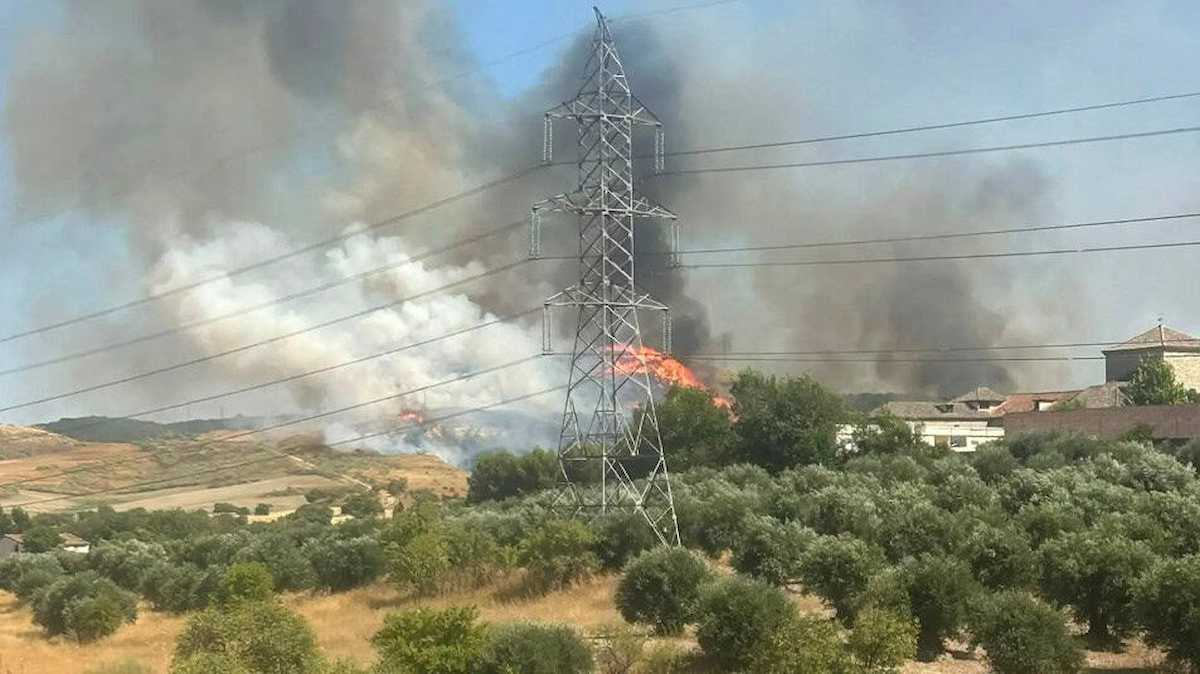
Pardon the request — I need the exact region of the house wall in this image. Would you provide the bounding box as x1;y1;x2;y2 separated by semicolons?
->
911;421;1004;452
1005;404;1200;440
1106;350;1154;382
0;537;20;558
1164;353;1200;391
839;421;1004;454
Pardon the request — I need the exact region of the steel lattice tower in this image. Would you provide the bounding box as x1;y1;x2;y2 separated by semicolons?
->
531;7;680;545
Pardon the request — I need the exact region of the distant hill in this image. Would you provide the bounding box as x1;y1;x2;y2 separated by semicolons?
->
37;415;268;444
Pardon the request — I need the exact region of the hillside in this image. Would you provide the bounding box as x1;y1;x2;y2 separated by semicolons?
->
0;426;467;513
36;415;270;444
0;424;79;459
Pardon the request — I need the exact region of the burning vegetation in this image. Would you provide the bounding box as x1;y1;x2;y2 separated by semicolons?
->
610;346;733;410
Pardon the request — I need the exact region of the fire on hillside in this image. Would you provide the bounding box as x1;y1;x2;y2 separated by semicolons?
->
609;346;733;410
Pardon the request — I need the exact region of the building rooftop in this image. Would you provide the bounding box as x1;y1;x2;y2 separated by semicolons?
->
1103;325;1200;353
952;386;1006;403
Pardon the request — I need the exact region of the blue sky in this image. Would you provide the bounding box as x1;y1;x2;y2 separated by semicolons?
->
450;1;635;97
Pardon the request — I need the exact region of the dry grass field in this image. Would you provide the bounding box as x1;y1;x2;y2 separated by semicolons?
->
0;575;1166;674
0;425;468;514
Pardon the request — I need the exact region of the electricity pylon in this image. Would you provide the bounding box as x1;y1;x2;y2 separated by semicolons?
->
531;7;680;545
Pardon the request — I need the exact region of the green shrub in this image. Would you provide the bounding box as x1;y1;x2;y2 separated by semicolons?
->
730;517;814;586
340;492;383;519
234;534;316;592
959;521;1038;591
142;562;222;613
371;607;487;674
867;554;981;661
304;536;384;592
748;613;850;674
32;572;137;641
86;539;168;591
846;607;917;674
972;445;1020;483
220;562;275;604
1134;555;1200;671
442;521;508;590
214;503;249;516
1038;528;1154;644
20;526;62;553
729;370;844;471
592;510;659;570
0;552;66;601
467;449;558;504
518;519;599;593
173;600;321;674
387;531;451;596
971;591;1083;674
695;575;796;671
615;546;711;635
253;503;271;516
798;534;885;624
478;622;593;674
170;653;253;674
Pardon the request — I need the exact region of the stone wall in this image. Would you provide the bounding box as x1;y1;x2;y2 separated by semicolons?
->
1005;404;1200;440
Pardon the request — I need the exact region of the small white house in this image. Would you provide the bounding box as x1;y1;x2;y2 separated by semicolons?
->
0;532;90;558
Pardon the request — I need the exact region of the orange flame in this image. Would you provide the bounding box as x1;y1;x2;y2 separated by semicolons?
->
609;346;733;410
397;409;426;426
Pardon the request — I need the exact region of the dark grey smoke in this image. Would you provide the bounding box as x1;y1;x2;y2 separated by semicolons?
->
1;0;1085;428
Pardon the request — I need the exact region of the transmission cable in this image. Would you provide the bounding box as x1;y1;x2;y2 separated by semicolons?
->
651;126;1200;177
33;386;563;514
9;90;1200;345
0;258;535;414
0;167;543;345
0;219;527;377
674;238;1200;270
2;355;545;500
661;91;1200;159
0;306;538;462
662;212;1200;256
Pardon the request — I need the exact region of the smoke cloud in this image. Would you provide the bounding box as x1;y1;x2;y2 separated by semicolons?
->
2;1;1092;459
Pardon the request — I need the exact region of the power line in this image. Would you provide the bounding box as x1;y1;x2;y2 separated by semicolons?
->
681;355;1105;363
0;307;538;453
0;259;535;414
12;208;1196;379
667;212;1200;256
14;381;556;512
682;335;1200;357
6;0;739;234
662;90;1200;159
8;92;1196;345
0;219;527;377
651;126;1200;177
675;238;1200;269
2;355;545;498
0;167;543;345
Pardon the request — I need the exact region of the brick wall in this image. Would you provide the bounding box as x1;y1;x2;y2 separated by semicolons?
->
1004;405;1200;440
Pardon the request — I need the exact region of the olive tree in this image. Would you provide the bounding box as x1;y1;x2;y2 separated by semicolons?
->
615;546;711;635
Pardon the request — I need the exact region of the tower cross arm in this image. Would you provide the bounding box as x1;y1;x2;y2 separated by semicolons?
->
544;95;664;127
